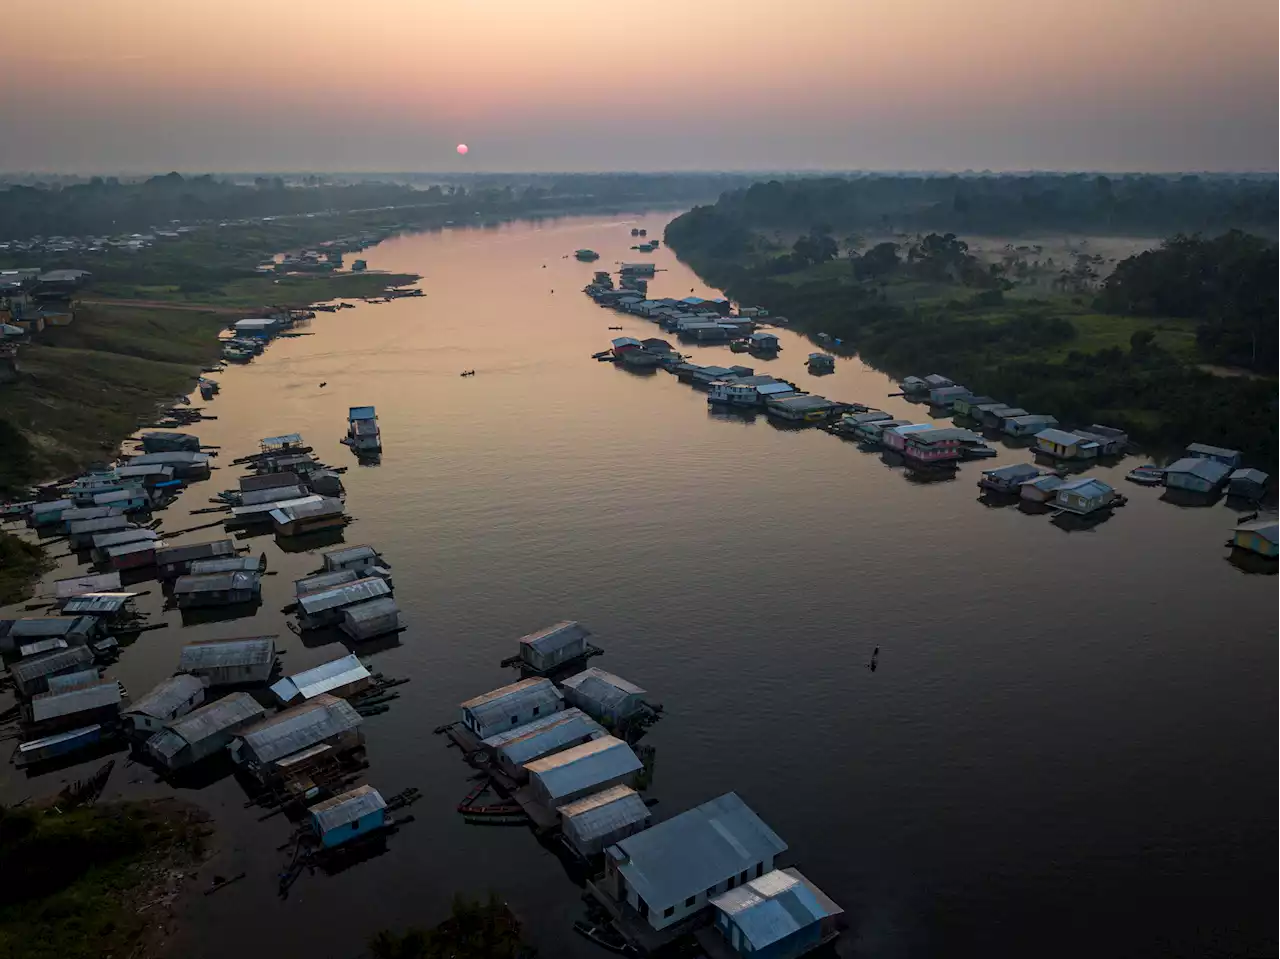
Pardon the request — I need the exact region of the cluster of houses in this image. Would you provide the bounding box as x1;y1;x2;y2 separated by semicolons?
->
291;543;403;642
221;310;310;363
222;433;350;538
446;621;844;958
0;268;91;352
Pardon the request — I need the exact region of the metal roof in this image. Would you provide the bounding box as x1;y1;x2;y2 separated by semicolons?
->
165;692;266;746
233;494;322;519
260;433;303;448
922;374;952;387
559;784;650;839
59;506;122;523
1035;428;1090;447
130;451;210;466
1006;414;1057;426
9;617;91;638
270;653;371;704
983;464;1041;482
324;544;381;566
1230;468;1269;484
173;571;260;594
523;736;642;802
126;675;205;719
61;593;135;615
93;488;146;505
906;427;980;445
343;597;400;624
348;406;377;420
45;669;103;693
771;394;838;411
13;647;95;686
31;498;73;514
1056;477;1114;497
108;538;165;558
297;577;390;615
55;571;122;599
609;793;788;909
240;484;308;506
31;680;122;722
270;497;344;524
756;382;797;396
1164;457;1231;484
17;725;103;757
1186;443;1241;459
18;638;68;657
309;785;386;833
178;636;275;670
91;528;158;549
519;621;591;654
69;515;130;535
295;569;361;596
1022;475;1065;492
238;694;362;764
482;708;606;765
190;556;262;575
156;540;236;565
711;868;842;951
460;678;563;728
1234;517;1279;542
240;471;302;492
561;668;645;711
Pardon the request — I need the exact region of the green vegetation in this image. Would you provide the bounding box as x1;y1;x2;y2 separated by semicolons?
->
666;195;1278;463
93;271;420;309
0;303;228;490
368;893;537;959
0;800;209;959
0;530;54;604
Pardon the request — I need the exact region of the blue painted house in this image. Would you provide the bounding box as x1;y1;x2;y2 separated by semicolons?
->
1163;457;1230;494
709;868;844;959
308;785;387;848
1231;518;1278;558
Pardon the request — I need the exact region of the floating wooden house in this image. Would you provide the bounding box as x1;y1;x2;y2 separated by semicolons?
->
1053;477;1120;515
28;679;124;734
0;616;100;654
128;451;211;480
765;394;843;423
240;483;309;506
115;464;176;488
1033;428;1100;461
91;487;150;513
1019;474;1064;503
60;592;136;620
190;556;263;576
177;636;276;687
57;505;124;530
524;735;643;808
106;538;165;570
345;406;381;453
709;868;844;959
805;352;834;373
145;692;267;771
231;694;364;780
26;498;74;527
53;571;121;604
901;427;978;464
44;668;103;694
748;331;780;353
15;725;106;768
124;674;206;738
156;540;238;578
560;785;652;859
481;707;606;781
1003;413;1059;437
270;497;346;536
68;514;131;549
240;470;303;493
173;570;262;608
322;544;387;575
296;577;391;629
978;463;1042;493
140;431;201;454
269;653;372;706
1185;443;1242;469
927;385;972;409
460;677;564;739
339;597;403;641
90;528;159;563
10;646;96;697
952;395;996;417
294;568;361;598
518;621;595;674
1228;469;1269;501
1163;457;1231;494
308;785;388;848
1075;424;1128;456
1231;518;1279;557
561;668;647;725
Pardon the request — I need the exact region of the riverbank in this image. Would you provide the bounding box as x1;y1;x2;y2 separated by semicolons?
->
0;798;212;959
0;529;53;604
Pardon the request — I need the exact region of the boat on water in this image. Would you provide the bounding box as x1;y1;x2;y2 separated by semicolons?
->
343;406;381;454
807;352;836;373
730;340;751;353
1125;464;1165;485
575;249;600;261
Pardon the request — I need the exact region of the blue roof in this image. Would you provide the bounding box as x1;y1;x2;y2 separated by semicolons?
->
1056;477;1113;497
712;868;841;951
348;406;377;420
1164;457;1231;484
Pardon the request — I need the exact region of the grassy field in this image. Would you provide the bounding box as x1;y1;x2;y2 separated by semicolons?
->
0;800;209;959
0;530;54;604
92;271;420;309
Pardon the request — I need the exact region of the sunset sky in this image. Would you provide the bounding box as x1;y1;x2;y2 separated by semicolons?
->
2;0;1275;173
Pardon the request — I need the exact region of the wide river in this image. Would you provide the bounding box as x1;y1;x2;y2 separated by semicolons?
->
2;212;1274;959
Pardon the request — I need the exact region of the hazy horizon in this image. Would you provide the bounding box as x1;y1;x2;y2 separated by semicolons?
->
2;0;1275;175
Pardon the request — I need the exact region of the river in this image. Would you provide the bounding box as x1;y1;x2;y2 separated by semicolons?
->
2;212;1274;959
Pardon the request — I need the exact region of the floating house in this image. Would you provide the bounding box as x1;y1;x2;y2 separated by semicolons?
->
1019;474;1064;504
1053;477;1120;515
28;679;123;734
345;406;381;453
851;418;912;446
460;677;564;739
1185;443;1243;469
952;395;997;417
60;592;136;620
928;385;972;408
15;725;106;768
831;410;890;435
90;528;159;563
901;427;978;464
899;375;934;394
482;707;606;781
805;353;834;373
295;569;361;597
241;470;303;493
140;431;201;454
1003;413;1059;437
323;544;387;575
14;638;68;659
231;494;323;526
765;394;843;423
156;540;237;578
619;263;656;276
240;483;309;506
173;570;262;608
270;496;346;536
10;646;96;696
309;469;346;497
524;735;643;808
1163;457;1231;495
54;571;121;603
978;463;1042;494
269;653;372;706
598;792;789;935
881;423;934;453
56;505;122;529
339;597;403;641
145;692;267;771
0;616;99;654
978;405;1027;429
708;379;795;408
128;451;211;479
1075;424;1128;456
68;514;130;548
560;785;652;859
45;668;103;694
1033;428;1100;461
91;487;150;513
177;636;276;687
106;538;165;570
561;668;647;725
233;317;277;339
1227;469;1269;501
123;674;206;737
189;556;263;576
308;785;388;849
709;868;844;959
25;498;73;527
748;331;780;353
296;576;391;629
1231;518;1279;558
231;694;364;778
517;620;596;674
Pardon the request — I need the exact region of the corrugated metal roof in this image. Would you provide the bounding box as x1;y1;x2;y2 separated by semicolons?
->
156;540;236;565
295;569;361;597
129;451;210;466
59;506;121;523
69;515;130;535
45;669;103;693
190;556;262;575
309;785;386;832
93;488;146;505
238;694;362;764
270;653;370;704
107;539;165;557
116;464;174;479
1164;457;1231;484
1186;443;1240;459
270;497;344;524
1022;475;1065;492
519;621;591;654
240;484;308;506
1056;477;1114;497
482;708;606;765
297;577;389;615
17;725;102;756
18;638;68;657
91;528;159;549
233;494;322;519
9;617;90;638
524;736;641;801
324;544;380;566
983;464;1041;482
12;646;95;683
178;636;275;670
240;471;301;492
166;692;266;745
31;498;73;514
711;868;841;950
30;680;121;722
173;571;260;594
1235;517;1279;542
561;668;645;711
126;674;206;719
61;593;135;615
1230;468;1269;484
906;427;980;445
1006;414;1057;426
260;433;303;448
1035;428;1089;446
611;793;788;909
559;784;651;840
348;406;377;420
342;597;400;624
460;678;563;727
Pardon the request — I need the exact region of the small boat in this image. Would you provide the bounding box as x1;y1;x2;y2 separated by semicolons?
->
1125;465;1165;485
608;326;623;330
730;340;750;353
575;249;600;262
961;444;998;459
459;370;476;377
573;921;639;956
630;228;640;236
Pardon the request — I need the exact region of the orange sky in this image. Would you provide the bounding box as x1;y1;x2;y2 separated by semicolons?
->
2;0;1275;172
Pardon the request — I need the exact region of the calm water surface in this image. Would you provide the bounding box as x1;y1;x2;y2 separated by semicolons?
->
2;213;1274;959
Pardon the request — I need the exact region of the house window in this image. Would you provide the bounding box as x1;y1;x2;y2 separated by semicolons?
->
351;820;360;830
727;877;736;890
663;907;674;918
685;896;696;907
511;715;519;726
532;705;540;716
756;862;764;878
739;870;749;884
706;885;717;898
